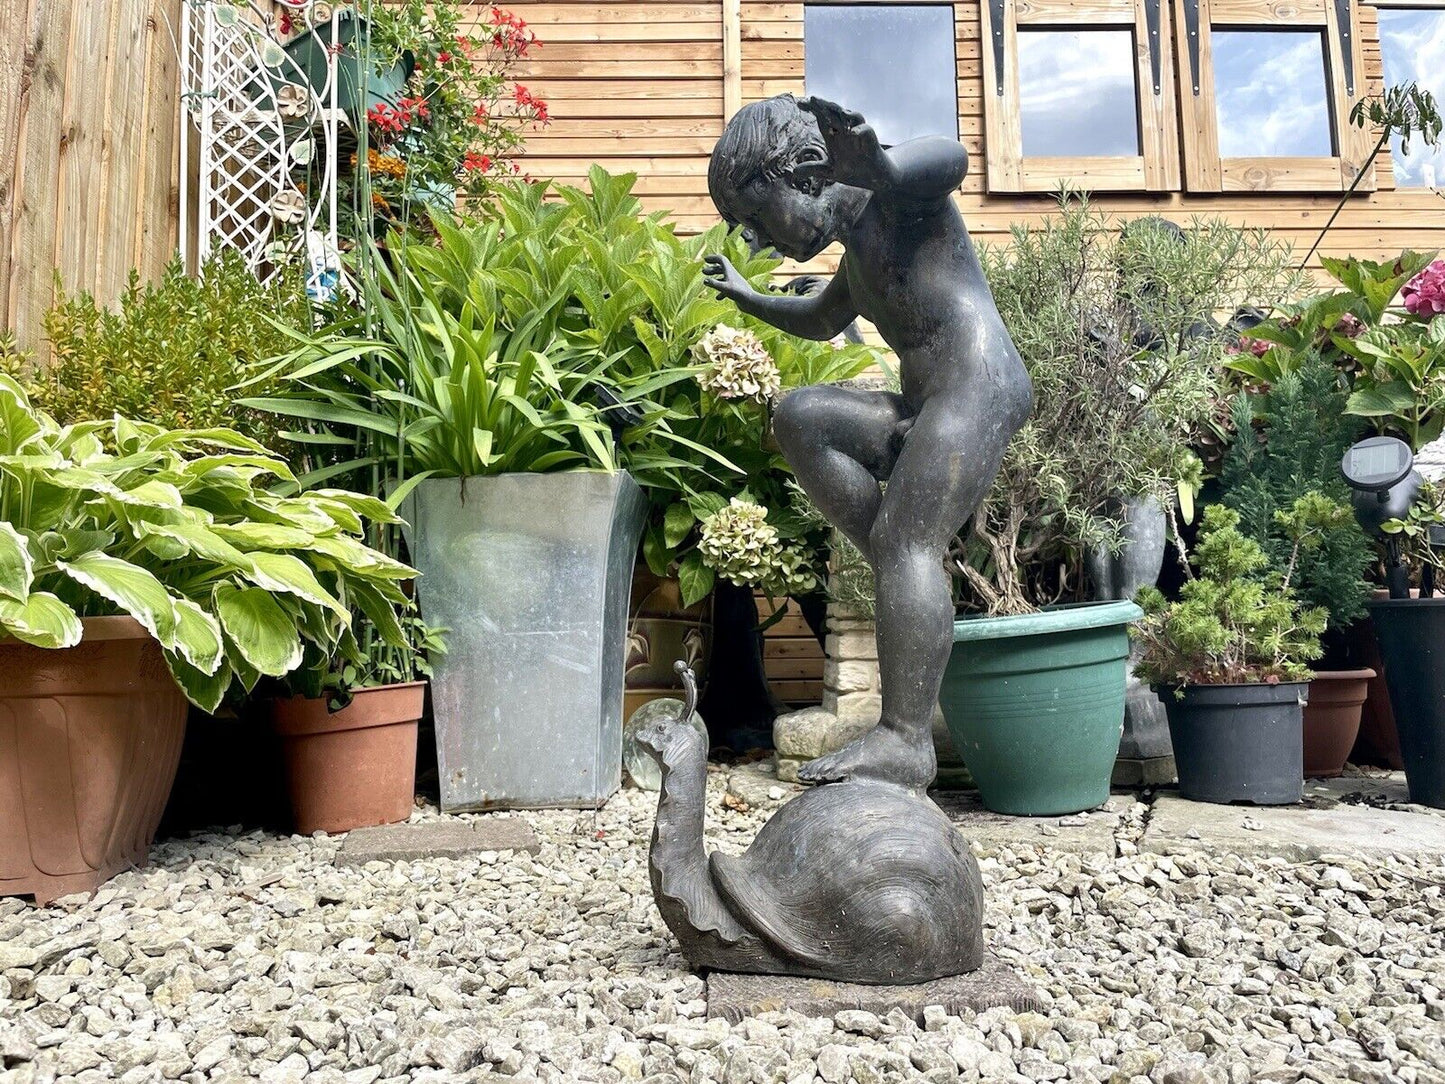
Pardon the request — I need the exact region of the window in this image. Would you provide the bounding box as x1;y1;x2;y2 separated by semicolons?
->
1174;0;1372;191
981;0;1181;192
803;4;958;146
1376;5;1445;187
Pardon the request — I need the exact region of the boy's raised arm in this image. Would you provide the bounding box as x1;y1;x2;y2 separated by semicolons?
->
796;97;967;201
703;255;858;342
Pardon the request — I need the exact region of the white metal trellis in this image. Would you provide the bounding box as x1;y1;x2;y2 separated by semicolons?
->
180;0;348;301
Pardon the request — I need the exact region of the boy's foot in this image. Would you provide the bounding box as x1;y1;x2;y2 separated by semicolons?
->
797;723;936;790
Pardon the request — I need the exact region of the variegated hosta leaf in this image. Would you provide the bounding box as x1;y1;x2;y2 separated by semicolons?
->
0;592;83;649
214;583;303;677
56;552;179;647
170;596;225;677
164;651;231;714
0;522;33;602
245;552;348;617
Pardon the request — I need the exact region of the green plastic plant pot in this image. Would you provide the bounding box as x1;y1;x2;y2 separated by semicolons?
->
266;13;414;125
941;600;1141;816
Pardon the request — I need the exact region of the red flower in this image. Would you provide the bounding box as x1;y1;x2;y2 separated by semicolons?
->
436;49;453;65
463;152;492;172
278;10;293;35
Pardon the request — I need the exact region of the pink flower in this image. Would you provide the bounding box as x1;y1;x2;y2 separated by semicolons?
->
1403;260;1445;318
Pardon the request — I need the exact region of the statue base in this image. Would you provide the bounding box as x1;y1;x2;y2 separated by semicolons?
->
706;953;1044;1025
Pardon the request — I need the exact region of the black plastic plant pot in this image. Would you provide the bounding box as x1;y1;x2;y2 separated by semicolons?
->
1161;682;1306;805
1368;598;1445;808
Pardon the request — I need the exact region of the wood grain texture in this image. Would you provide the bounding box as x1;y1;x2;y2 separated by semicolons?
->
2;0;184;358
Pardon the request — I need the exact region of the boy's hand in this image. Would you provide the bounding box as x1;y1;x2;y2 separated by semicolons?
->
796;97;894;189
703;254;753;302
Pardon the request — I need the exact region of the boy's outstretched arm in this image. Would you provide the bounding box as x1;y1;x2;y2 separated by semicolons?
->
796;97;967;201
702;254;858;341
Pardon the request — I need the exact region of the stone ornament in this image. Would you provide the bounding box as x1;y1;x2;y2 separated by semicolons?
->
636;665;985;985
641;94;1030;985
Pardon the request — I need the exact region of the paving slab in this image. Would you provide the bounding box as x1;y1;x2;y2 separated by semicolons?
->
1142;793;1445;860
335;818;540;866
707;954;1044;1025
934;791;1133;854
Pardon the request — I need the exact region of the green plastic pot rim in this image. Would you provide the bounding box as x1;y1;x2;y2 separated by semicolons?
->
952;600;1142;643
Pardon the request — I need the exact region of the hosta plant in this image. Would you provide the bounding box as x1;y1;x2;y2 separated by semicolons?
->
0;376;415;713
1133;503;1329;688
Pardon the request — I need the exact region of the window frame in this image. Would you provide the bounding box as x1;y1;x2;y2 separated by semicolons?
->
801;1;962;147
1368;0;1445;189
1175;0;1375;192
980;0;1182;192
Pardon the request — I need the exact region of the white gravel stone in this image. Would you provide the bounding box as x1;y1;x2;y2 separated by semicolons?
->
1;773;1443;1084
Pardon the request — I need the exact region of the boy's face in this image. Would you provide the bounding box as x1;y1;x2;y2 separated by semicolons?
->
729;173;844;262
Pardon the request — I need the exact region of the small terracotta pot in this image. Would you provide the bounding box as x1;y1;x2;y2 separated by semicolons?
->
1303;669;1376;778
272;682;424;835
0;617;188;904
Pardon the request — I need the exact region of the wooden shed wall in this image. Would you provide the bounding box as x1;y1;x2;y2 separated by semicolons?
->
0;0;185;355
502;0;1445;266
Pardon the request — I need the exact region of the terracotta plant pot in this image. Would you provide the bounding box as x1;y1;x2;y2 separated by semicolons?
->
1303;669;1375;779
272;682;425;834
0;617;188;905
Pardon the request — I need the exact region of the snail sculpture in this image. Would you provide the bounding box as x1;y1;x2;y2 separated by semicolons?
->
636;664;985;985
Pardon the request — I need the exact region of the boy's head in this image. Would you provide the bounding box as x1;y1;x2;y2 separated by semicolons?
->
708;95;850;262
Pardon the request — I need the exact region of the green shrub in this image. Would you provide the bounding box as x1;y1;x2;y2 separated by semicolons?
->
1133;503;1328;687
1218;357;1371;632
21;251;309;451
954;199;1306;615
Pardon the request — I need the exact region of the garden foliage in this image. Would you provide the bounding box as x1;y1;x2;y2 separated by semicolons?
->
1234;252;1445;449
1218;358;1372;633
0;376;416;713
954;200;1306;615
252;168;876;605
1133;503;1328;687
1;252;307;452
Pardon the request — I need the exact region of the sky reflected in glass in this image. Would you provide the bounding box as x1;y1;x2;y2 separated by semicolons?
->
804;4;958;145
1017;29;1140;157
1378;8;1445;187
1213;30;1334;157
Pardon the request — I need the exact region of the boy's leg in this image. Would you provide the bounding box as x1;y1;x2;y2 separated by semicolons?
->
773;385;908;561
799;395;1006;789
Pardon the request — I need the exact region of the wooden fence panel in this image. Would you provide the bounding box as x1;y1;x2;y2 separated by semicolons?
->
0;0;183;357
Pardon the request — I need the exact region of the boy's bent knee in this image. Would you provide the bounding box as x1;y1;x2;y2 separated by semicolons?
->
772;386;830;452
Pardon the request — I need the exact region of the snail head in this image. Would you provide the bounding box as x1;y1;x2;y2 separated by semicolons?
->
633;662;704;759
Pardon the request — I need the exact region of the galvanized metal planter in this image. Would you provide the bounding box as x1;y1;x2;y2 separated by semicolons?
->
402;472;648;811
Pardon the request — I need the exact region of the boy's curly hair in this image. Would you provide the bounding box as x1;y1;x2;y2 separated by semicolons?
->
708;95;826;225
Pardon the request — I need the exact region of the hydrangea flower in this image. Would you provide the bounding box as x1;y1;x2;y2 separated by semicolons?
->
694;325;781;403
1403;260;1445;319
698;498;819;595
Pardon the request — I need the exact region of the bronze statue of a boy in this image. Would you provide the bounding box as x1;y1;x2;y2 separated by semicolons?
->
705;95;1032;790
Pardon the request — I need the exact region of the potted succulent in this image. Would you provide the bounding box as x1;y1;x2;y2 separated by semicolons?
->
1215;359;1374;777
1134;503;1331;805
936;203;1304;815
271;603;446;835
0;378;415;902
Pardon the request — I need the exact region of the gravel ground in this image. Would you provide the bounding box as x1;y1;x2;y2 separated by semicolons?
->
2;770;1444;1084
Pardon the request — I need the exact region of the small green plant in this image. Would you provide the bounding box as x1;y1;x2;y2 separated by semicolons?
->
17;251;309;451
1133;503;1328;688
0;376;417;713
1218;357;1372;632
1379;481;1445;585
286;600;448;711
